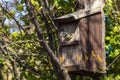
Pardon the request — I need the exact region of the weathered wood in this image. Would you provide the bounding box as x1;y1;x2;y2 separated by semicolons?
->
59;21;80;45
59;44;82;66
60;41;79;47
75;0;103;11
79;12;106;73
58;12;106;73
56;0;106;75
54;7;101;23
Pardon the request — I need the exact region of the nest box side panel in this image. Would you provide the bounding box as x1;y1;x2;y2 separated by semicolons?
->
79;12;106;73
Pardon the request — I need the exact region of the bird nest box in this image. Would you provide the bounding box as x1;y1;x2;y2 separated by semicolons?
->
54;0;106;74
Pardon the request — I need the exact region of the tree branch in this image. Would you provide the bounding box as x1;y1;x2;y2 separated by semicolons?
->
24;0;71;80
107;54;120;69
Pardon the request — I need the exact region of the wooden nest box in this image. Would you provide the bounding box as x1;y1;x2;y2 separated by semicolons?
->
54;0;106;74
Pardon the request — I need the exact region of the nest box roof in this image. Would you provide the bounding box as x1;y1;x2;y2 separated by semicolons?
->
54;7;102;23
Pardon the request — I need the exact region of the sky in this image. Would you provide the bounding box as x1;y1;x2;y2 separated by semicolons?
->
1;0;74;33
0;0;24;33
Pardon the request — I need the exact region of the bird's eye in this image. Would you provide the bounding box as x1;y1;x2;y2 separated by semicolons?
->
62;32;67;37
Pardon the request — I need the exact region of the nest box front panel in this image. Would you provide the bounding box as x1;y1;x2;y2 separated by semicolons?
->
59;21;80;45
58;21;82;67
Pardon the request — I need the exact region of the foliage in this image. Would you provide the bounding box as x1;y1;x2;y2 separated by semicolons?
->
0;0;120;80
0;0;61;79
104;0;120;79
0;25;59;80
53;0;74;17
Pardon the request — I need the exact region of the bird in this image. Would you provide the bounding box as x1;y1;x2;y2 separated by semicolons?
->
63;32;72;41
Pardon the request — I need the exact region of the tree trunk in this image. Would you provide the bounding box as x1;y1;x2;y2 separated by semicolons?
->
24;0;71;80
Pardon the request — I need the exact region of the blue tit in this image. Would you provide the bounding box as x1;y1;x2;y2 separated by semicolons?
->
62;32;67;37
64;33;72;41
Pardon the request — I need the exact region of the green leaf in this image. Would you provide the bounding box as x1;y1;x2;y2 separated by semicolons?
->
113;26;118;32
17;4;24;11
106;37;111;40
11;10;16;15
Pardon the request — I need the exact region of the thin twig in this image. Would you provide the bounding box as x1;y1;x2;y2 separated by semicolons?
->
107;54;120;68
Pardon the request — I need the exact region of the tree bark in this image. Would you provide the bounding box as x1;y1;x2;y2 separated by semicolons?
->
24;0;71;80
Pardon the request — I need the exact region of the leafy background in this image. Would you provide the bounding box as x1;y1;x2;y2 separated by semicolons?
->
0;0;120;80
